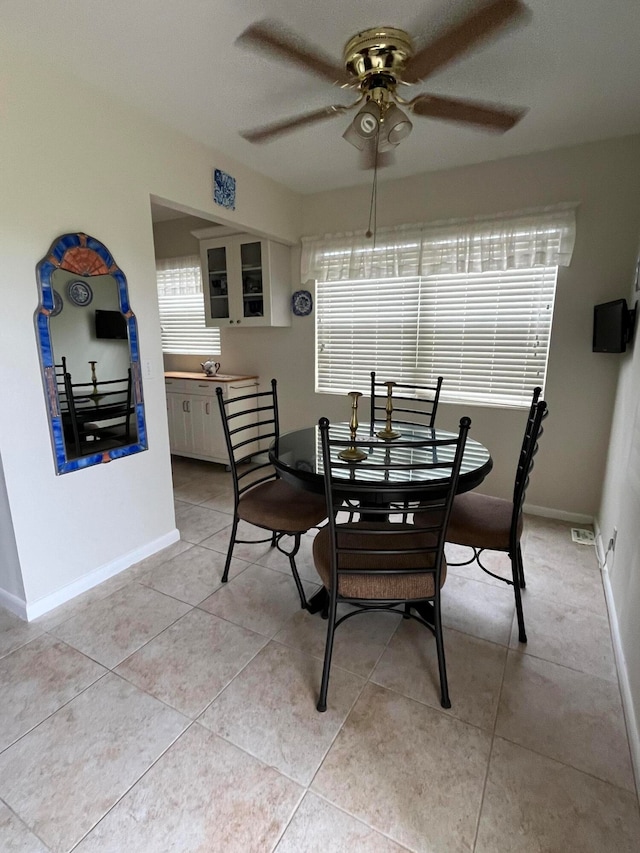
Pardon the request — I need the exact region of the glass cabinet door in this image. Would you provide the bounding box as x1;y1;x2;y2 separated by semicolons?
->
240;241;264;320
207;245;230;321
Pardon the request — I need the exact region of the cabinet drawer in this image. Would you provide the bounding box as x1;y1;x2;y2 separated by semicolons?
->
164;378;188;394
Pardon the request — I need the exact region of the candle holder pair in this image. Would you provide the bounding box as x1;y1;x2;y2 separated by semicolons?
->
338;382;400;462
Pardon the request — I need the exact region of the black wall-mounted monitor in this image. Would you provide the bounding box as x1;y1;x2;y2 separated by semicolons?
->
592;299;636;353
94;309;128;340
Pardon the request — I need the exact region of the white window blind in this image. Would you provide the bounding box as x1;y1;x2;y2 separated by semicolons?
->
156;255;221;356
316;268;557;408
312;207;575;408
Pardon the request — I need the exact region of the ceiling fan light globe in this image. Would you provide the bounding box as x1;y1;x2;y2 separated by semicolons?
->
384;103;413;145
355;112;379;137
342;122;367;150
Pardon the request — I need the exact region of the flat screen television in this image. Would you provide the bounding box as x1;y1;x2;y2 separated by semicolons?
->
592;299;637;353
95;309;128;340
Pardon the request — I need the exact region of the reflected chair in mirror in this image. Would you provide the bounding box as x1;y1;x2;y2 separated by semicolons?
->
216;379;327;609
312;415;470;712
64;369;134;458
417;388;548;644
54;357;69;410
370;371;443;432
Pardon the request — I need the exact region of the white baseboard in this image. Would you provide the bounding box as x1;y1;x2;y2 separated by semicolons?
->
20;528;181;622
601;562;640;796
0;587;29;621
523;503;594;525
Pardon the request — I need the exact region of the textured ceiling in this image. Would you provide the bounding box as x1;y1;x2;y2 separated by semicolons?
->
5;0;640;194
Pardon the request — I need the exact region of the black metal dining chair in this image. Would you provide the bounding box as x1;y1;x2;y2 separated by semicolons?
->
312;415;471;712
365;371;444;521
216;379;327;609
415;388;548;644
369;371;443;432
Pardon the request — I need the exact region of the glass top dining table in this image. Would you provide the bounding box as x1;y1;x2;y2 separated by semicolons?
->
269;422;493;500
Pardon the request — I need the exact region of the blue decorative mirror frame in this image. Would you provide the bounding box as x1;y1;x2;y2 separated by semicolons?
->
35;232;148;474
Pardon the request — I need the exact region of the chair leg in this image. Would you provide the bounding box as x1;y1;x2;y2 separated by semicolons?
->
222;516;239;583
283;534;308;610
270;531;277;548
317;587;338;712
510;551;528;643
516;541;526;589
432;597;451;709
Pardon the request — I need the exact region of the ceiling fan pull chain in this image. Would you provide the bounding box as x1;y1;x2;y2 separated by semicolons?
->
366;128;380;244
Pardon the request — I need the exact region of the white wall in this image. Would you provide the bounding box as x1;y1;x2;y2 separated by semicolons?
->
0;455;24;601
597;265;640;773
0;46;300;616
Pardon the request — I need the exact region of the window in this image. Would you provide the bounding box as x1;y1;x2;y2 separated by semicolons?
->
156;255;220;355
305;206;575;409
316;268;557;408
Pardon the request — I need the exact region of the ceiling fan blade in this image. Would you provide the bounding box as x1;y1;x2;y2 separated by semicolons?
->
240;105;350;144
409;93;527;132
403;0;530;84
236;20;351;86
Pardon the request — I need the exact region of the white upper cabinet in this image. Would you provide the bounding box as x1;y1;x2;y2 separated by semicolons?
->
200;234;291;327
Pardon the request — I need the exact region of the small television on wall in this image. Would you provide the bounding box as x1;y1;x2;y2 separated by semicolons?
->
592;299;637;353
94;309;128;340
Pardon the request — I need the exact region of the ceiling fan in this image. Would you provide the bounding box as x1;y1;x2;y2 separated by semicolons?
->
237;0;530;167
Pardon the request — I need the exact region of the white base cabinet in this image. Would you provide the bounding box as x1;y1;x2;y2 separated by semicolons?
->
165;375;259;464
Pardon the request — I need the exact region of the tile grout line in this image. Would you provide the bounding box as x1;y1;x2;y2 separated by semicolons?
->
471;618;511;852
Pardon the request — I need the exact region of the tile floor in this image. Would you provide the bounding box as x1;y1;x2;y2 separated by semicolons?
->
1;456;639;852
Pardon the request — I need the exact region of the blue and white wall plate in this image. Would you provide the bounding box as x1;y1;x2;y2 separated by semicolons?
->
67;279;93;306
292;289;313;316
213;168;236;211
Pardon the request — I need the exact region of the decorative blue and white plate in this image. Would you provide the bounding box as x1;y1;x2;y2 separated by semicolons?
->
292;289;313;316
67;280;93;306
213;168;236;211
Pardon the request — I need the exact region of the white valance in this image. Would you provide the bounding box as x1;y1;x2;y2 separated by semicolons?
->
301;204;577;282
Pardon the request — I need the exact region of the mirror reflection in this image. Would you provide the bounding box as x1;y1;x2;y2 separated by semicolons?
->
50;270;138;459
35;233;147;474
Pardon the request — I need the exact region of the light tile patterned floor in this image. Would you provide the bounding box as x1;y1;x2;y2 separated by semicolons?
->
0;456;639;852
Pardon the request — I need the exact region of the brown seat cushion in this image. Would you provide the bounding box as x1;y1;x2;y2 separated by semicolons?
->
421;491;521;551
312;522;447;601
238;479;326;533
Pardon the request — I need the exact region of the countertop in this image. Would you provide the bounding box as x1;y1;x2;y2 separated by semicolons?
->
164;371;258;383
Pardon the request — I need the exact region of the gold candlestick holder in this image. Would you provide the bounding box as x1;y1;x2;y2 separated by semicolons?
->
376;381;401;440
88;360;98;393
339;391;367;461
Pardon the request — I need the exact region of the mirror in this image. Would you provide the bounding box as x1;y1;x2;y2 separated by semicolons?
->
34;232;148;474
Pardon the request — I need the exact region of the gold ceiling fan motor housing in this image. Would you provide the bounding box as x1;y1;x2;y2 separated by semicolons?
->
343;27;414;93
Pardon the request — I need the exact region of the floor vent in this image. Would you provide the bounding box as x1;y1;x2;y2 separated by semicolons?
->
571;528;595;545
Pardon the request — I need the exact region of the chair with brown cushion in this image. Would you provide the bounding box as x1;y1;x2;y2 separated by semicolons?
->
216;379;327;610
312;415;471;712
416;388;548;644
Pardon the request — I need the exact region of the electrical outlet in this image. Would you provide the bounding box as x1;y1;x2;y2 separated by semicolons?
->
571;528;595;545
142;358;153;379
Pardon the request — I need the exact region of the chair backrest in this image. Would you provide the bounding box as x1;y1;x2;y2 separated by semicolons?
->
64;370;134;455
216;379;275;505
512;389;549;521
370;371;443;432
319;416;470;599
54;356;69;411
